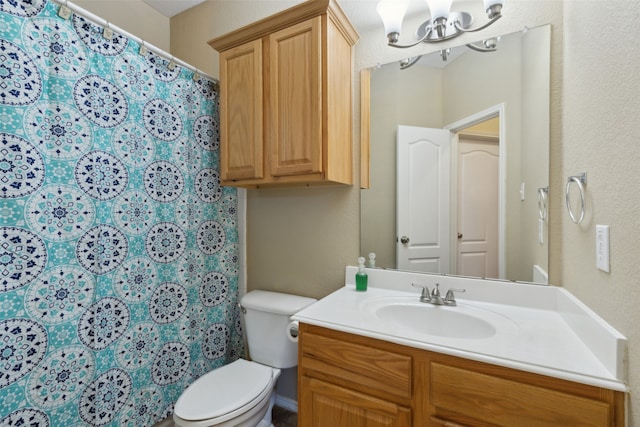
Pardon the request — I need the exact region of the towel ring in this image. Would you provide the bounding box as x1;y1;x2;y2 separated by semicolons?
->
537;187;548;221
566;173;587;224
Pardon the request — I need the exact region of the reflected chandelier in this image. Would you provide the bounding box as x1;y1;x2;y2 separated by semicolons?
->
377;0;504;49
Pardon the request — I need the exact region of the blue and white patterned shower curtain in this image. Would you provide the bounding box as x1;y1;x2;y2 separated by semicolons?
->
0;0;244;425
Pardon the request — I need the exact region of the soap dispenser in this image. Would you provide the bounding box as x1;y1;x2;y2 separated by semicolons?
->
356;256;368;291
368;252;376;268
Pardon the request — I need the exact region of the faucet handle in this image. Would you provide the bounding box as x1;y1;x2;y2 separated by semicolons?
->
444;288;466;306
431;283;442;298
411;283;431;302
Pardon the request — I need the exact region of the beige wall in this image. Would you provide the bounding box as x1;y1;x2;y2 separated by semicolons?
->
170;1;302;76
560;1;640;423
170;0;640;421
74;0;170;51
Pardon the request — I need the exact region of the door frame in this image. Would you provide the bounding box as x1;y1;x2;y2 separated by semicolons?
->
445;103;506;279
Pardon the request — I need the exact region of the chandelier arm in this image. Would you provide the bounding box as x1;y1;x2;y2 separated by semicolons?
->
453;14;502;33
465;43;497;53
400;55;423;69
389;27;434;49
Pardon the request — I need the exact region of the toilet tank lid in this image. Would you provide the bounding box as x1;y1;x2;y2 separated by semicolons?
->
241;290;317;315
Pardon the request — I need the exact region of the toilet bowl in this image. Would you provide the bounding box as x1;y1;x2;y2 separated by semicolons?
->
173;290;316;427
173;359;280;427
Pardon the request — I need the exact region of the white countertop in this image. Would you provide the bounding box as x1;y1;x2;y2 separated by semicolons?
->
292;267;627;392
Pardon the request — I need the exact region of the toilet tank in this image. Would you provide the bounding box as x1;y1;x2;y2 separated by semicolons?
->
241;290;316;369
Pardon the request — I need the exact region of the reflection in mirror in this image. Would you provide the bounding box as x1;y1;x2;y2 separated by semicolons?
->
361;25;551;283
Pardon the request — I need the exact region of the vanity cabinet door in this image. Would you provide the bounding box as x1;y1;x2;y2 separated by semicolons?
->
300;376;411;427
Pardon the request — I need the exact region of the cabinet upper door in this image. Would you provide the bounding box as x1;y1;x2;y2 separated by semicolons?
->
219;39;263;181
268;17;323;177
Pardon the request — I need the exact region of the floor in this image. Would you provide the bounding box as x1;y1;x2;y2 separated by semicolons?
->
153;406;297;427
272;405;298;427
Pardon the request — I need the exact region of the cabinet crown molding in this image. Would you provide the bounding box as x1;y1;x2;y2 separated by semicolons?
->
208;0;358;52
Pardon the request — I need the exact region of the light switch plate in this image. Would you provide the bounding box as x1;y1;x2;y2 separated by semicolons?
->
596;225;610;272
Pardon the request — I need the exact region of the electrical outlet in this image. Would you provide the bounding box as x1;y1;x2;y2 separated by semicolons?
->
596;225;610;272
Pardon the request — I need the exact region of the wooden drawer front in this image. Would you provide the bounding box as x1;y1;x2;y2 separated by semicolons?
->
301;331;412;401
300;377;411;427
431;363;612;426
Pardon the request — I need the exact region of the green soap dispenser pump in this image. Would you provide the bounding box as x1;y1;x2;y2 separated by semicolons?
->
356;256;368;291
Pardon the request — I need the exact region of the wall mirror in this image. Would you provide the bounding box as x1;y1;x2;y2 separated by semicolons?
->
360;24;550;284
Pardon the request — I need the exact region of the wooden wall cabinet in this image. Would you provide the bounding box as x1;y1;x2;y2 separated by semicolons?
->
209;0;359;188
298;323;625;427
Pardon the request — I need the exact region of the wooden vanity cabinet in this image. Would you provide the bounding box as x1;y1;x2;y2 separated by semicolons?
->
208;0;359;188
298;323;625;427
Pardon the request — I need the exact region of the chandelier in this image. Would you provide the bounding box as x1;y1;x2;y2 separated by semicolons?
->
377;0;504;49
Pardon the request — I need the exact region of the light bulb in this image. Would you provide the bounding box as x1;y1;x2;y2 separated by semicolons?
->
426;0;453;21
377;0;410;41
483;0;504;18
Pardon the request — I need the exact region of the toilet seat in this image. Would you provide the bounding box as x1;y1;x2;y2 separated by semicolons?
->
174;359;275;424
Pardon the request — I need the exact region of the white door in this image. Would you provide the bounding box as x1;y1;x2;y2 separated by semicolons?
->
397;126;451;273
456;137;499;278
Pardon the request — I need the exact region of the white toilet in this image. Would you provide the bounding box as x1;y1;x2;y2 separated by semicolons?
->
173;290;316;427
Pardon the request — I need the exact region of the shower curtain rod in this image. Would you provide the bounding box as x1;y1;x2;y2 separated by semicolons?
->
51;0;218;83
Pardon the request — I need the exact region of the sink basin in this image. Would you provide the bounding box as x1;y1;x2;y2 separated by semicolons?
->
361;297;517;340
375;303;495;339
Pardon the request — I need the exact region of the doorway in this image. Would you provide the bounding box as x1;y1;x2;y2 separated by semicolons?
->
456;121;500;278
446;104;505;279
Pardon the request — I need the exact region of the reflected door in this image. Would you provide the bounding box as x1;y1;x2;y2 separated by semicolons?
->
396;126;450;273
457;137;499;278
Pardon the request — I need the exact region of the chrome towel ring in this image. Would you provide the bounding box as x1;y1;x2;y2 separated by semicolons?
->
537;187;549;221
566;173;587;224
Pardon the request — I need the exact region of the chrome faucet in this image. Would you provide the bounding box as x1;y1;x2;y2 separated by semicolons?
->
411;283;466;306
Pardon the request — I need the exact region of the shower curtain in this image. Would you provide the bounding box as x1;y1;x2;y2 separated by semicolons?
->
0;0;244;425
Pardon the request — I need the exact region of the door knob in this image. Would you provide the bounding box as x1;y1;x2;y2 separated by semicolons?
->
400;236;410;244
457;233;463;239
